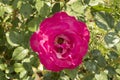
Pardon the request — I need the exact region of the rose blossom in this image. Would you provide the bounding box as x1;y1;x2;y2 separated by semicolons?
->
30;12;90;72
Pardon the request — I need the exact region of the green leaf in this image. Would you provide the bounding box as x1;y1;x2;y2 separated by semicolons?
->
83;0;90;4
35;0;44;13
95;12;114;30
23;62;33;76
83;74;94;80
91;4;112;12
30;55;39;68
89;0;104;6
84;61;98;72
95;20;108;30
0;5;5;17
116;69;120;75
90;49;101;57
66;1;85;16
39;3;50;17
106;66;116;76
99;12;114;28
28;17;41;32
64;67;78;79
115;21;120;33
0;70;4;77
19;70;27;78
104;32;120;48
5;66;14;74
108;51;118;60
12;0;22;9
0;63;7;71
35;0;50;17
116;42;120;54
59;75;69;80
12;47;29;60
20;3;32;18
96;55;106;67
52;3;60;14
14;63;25;73
95;71;108;80
6;31;20;47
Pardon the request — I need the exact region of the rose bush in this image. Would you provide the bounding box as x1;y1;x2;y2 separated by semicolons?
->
30;12;90;72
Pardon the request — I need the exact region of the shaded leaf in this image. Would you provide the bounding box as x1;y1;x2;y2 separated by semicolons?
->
96;55;106;67
84;61;99;72
83;0;90;4
106;66;116;75
65;67;78;79
94;12;114;30
95;20;108;30
115;21;120;33
83;74;94;80
0;70;4;77
108;51;118;60
52;3;60;14
5;66;14;74
20;3;32;18
90;49;101;57
99;12;114;28
23;62;33;76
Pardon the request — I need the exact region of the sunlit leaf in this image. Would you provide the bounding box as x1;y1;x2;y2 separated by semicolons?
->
28;17;41;32
12;47;29;60
91;4;112;12
104;32;120;48
0;5;5;17
35;0;50;17
14;63;25;73
116;42;120;54
95;71;108;80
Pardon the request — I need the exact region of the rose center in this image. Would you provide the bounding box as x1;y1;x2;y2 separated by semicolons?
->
54;36;72;58
57;37;64;44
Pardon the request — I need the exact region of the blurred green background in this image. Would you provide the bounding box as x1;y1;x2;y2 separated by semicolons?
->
0;0;120;80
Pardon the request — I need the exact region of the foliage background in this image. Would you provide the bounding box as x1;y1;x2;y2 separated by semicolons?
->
0;0;120;80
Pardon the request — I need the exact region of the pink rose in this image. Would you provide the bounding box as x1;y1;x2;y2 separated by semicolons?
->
30;12;90;72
